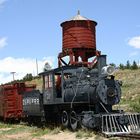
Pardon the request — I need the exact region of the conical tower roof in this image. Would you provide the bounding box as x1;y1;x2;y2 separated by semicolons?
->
70;10;88;20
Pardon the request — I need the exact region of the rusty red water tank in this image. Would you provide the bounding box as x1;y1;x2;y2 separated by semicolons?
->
61;11;97;51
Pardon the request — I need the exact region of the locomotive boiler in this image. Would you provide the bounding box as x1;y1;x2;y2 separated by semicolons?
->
63;63;121;107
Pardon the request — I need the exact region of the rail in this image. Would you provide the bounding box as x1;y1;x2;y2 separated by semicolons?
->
114;133;140;139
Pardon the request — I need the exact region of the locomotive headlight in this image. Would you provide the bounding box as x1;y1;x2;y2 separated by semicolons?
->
101;65;115;75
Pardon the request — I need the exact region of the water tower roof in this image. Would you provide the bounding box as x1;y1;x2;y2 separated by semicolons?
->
70;10;89;21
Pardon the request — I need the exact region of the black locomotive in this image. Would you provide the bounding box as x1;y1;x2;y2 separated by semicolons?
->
22;55;140;134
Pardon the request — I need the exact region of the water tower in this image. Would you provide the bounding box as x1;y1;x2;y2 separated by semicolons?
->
58;11;101;67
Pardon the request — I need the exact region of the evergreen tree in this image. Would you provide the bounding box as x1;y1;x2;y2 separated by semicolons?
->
119;63;125;70
23;73;33;81
126;60;131;69
131;61;138;70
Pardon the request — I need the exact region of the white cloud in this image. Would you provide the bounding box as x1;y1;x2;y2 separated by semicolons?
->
0;37;7;48
0;56;56;84
128;36;140;49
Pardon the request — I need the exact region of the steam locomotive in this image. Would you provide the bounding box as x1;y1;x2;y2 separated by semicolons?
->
22;55;140;134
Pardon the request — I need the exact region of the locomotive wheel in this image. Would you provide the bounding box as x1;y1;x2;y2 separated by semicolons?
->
70;111;78;131
61;111;69;128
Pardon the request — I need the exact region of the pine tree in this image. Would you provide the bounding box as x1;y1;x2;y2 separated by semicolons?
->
23;73;33;81
131;61;138;70
119;63;125;70
126;60;131;69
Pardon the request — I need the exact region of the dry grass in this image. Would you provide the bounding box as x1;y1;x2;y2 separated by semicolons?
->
0;122;109;140
26;76;43;91
0;122;62;140
115;69;140;112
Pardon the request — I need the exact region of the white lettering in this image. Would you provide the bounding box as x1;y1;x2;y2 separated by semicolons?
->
23;97;40;105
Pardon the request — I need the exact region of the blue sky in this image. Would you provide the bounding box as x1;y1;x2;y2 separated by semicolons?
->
0;0;140;83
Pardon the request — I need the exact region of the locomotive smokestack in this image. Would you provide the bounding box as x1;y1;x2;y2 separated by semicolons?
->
97;55;107;75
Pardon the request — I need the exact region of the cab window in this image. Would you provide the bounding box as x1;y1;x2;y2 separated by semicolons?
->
44;74;53;89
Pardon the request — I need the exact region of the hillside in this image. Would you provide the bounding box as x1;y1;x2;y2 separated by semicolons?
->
26;77;43;91
115;69;140;112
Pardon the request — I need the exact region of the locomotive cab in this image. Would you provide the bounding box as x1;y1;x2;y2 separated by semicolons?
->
41;70;61;104
40;66;80;105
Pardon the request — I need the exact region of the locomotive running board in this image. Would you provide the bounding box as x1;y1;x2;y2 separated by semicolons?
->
101;113;140;136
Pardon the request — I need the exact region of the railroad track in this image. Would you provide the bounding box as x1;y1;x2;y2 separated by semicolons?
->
100;132;140;139
114;133;140;139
